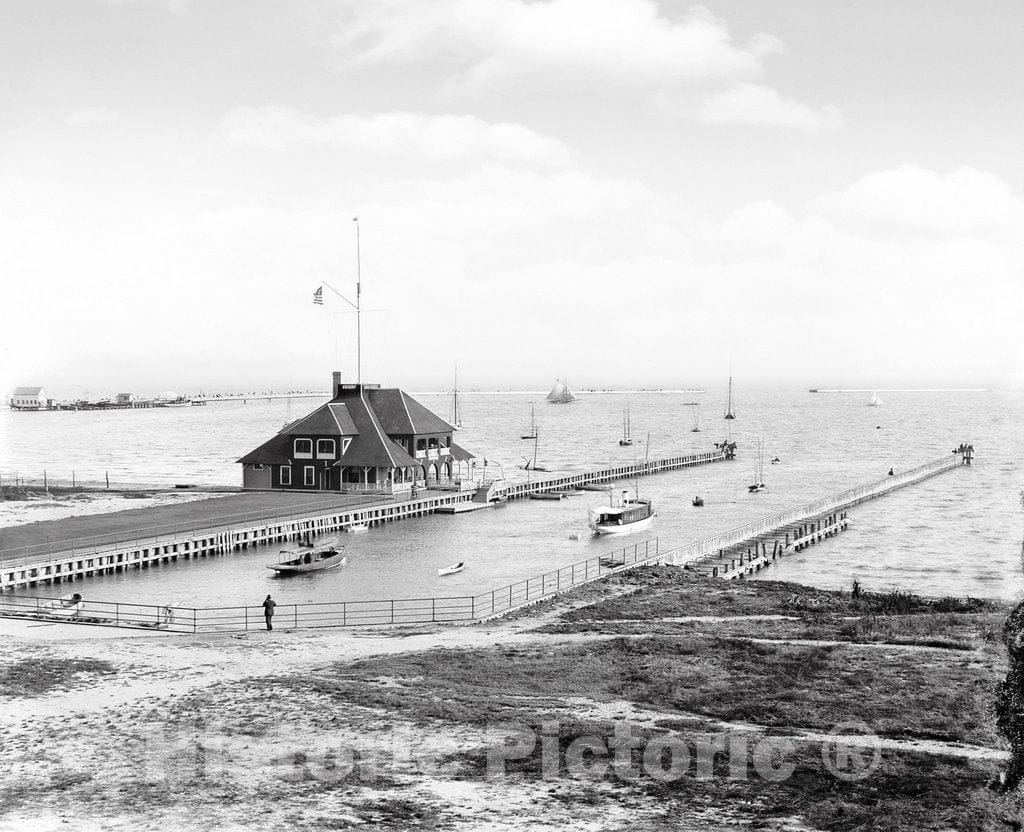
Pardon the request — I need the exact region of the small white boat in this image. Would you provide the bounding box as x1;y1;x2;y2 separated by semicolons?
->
867;390;881;407
267;536;346;574
346;522;369;533
588;489;653;535
39;592;85;618
438;562;464;576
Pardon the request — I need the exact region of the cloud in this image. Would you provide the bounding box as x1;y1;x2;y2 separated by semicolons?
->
816;165;1024;235
334;0;780;94
693;83;842;132
220;106;574;168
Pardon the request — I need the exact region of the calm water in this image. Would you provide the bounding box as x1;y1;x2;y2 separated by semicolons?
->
2;387;1022;605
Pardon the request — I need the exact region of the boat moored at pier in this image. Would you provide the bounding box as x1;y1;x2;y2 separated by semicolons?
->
588;489;654;535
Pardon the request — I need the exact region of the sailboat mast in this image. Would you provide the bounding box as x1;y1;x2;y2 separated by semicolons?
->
354;217;362;388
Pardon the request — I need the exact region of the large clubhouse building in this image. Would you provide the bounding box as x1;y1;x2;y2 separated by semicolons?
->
238;373;475;493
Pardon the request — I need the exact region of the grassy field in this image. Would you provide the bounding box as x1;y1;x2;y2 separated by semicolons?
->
0;566;1019;831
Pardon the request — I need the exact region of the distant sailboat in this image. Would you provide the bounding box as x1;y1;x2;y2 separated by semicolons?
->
521;403;538;440
519;428;548;472
691;404;701;433
868;390;881;407
547;379;576;404
451;365;463;429
619;403;633;446
748;437;766;492
724;376;736;420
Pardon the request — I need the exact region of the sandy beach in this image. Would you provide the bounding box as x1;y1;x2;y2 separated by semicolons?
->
1;569;1019;831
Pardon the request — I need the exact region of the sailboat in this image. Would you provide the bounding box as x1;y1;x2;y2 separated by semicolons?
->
520;404;538;440
867;390;881;407
724;376;736;420
691;404;701;433
547;379;576;404
748;437;766;492
451;365;463;429
519;428;548;472
618;403;633;446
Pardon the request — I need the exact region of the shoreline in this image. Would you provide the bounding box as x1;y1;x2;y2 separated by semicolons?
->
0;567;1017;830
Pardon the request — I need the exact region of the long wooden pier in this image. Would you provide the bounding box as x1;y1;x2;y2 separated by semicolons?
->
0;448;728;591
659;446;973;574
0;445;975;631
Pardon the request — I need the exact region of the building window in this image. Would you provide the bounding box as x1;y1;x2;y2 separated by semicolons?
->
253;464;265;470
304;466;315;486
316;439;335;458
294;438;313;458
280;466;292;486
416;438;426;451
441;435;451;448
428;437;438;449
341;438;352;455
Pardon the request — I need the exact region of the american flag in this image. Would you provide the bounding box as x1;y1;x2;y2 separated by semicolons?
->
312;286;323;305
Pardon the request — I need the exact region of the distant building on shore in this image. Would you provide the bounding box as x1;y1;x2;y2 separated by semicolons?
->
9;386;48;410
238;372;476;493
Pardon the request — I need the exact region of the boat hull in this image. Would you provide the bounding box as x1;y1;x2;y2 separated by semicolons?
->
268;554;347;574
590;514;654;535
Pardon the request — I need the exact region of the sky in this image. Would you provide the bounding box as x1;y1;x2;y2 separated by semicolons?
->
1;0;1022;397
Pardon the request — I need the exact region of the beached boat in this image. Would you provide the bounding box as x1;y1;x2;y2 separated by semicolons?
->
267;536;346;574
437;562;464;576
618;403;633;446
38;592;85;618
588;489;654;535
547;379;576;404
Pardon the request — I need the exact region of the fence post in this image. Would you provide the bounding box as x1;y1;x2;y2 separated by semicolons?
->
432;597;436;622
391;599;394;624
471;596;475;619
245;607;248;630
294;605;298;628
491;589;495;614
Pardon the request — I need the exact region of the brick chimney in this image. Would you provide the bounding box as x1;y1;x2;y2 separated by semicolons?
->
332;371;341;395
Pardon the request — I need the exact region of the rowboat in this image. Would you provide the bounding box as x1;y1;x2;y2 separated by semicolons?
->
267;536;346;574
437;562;464;576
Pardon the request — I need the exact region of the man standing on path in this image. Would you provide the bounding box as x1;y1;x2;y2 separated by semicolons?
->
262;594;276;631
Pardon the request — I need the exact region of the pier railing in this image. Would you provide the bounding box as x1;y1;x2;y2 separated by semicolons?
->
0;539;661;632
657;451;967;566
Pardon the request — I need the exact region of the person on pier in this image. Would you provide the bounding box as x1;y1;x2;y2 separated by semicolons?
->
262;595;276;631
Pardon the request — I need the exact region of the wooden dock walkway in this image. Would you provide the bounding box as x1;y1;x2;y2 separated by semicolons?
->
0;445;975;630
0;448;728;591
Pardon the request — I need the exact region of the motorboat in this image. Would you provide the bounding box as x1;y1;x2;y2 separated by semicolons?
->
588;489;653;535
267;536;346;574
438;562;464;576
